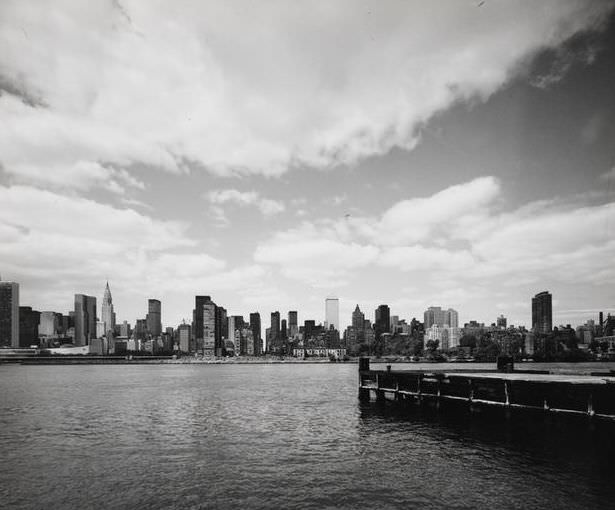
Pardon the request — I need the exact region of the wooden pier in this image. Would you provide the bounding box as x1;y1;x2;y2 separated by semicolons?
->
358;358;615;420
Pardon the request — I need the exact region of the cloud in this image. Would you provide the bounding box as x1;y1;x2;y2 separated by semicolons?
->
207;189;285;216
3;160;146;194
254;222;379;288
1;0;612;182
254;177;615;297
0;184;271;323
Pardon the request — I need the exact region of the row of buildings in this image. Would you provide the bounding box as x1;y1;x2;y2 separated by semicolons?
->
1;279;613;358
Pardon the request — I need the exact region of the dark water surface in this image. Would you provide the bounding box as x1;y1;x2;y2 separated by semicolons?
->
1;363;614;509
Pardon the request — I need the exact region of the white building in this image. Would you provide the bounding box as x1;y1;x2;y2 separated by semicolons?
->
325;297;339;331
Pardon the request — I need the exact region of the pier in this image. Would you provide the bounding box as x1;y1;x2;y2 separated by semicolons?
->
358;358;615;420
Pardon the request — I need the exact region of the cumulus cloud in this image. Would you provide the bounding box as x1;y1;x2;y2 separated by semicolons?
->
1;0;612;185
207;189;285;216
254;177;615;297
0;184;270;322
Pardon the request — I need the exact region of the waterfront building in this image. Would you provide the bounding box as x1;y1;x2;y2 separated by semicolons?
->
19;306;40;347
250;312;262;355
146;299;162;337
178;323;191;353
101;282;115;338
242;327;255;355
375;304;390;340
228;315;245;355
424;307;458;329
74;294;96;346
193;296;219;356
268;311;281;353
532;291;552;334
325;297;339;331
424;323;460;351
38;311;59;338
217;306;227;352
0;280;19;348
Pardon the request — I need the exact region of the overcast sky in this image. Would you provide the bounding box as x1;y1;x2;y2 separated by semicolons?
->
1;0;615;333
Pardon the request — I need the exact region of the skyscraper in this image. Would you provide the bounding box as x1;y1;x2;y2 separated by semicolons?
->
250;312;261;355
0;280;19;348
352;305;365;330
74;294;96;346
532;291;552;334
19;306;40;347
325;297;339;331
288;311;298;338
375;304;390;339
101;282;115;338
146;299;162;337
193;296;218;356
269;311;281;353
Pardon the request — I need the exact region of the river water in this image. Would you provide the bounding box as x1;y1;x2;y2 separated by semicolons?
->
1;363;614;509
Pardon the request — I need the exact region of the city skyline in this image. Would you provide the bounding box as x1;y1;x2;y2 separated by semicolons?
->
1;2;615;329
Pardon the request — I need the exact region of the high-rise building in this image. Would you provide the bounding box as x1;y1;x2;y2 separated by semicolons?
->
288;311;298;338
352;305;365;330
269;311;280;353
74;294;96;346
532;291;552;334
120;320;130;338
146;299;162;337
194;296;219;356
19;306;40;347
228;315;244;356
325;297;339;331
178;323;191;353
424;307;458;329
39;311;59;338
101;282;115;338
250;312;262;355
375;304;390;339
0;280;19;348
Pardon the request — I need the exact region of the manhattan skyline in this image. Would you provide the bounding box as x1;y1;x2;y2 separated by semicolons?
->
1;1;615;328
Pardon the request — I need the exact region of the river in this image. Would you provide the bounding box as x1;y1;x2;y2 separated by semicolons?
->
1;363;614;509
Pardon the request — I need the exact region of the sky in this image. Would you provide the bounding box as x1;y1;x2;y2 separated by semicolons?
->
1;0;615;334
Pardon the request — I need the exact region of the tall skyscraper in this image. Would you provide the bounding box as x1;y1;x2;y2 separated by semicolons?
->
532;291;552;334
269;311;281;353
101;282;115;338
228;315;244;355
375;304;390;339
0;280;19;348
193;296;218;356
146;299;162;337
250;312;261;355
288;311;298;338
352;305;365;330
325;297;339;331
74;294;96;346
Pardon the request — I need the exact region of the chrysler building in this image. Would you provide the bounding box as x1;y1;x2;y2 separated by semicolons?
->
102;281;116;337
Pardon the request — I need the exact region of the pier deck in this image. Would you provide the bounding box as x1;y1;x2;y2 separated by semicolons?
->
358;359;615;420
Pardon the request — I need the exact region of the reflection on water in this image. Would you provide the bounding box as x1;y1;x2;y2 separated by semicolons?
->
1;364;614;509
